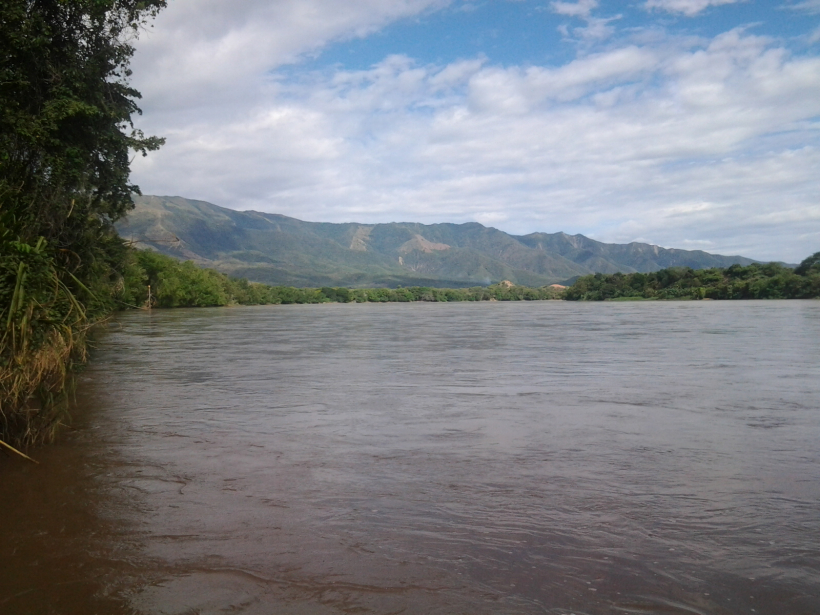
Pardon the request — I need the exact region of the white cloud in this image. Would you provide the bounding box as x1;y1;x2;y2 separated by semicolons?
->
129;5;820;263
549;0;619;43
644;0;743;17
130;0;450;110
550;0;598;18
785;0;820;14
574;16;620;41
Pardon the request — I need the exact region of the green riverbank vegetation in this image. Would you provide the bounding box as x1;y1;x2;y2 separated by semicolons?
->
125;251;566;307
1;1;166;449
564;255;820;301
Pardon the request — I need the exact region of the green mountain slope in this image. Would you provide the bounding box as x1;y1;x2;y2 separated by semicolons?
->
116;195;758;287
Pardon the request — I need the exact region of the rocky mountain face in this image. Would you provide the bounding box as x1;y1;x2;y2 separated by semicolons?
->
117;195;758;288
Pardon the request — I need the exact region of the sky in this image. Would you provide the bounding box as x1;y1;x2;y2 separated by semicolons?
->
128;0;820;262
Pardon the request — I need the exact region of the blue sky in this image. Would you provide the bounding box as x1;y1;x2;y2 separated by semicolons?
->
129;0;820;262
307;1;813;71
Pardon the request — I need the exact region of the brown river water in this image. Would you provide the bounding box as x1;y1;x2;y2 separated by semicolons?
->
1;301;819;615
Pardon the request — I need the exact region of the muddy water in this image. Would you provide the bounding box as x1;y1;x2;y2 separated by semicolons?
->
2;301;820;614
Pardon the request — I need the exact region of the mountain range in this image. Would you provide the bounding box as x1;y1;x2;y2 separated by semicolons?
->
116;196;758;288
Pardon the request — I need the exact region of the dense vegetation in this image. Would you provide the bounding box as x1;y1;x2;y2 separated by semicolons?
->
125;251;565;307
129;251;820;307
565;255;820;301
1;1;165;448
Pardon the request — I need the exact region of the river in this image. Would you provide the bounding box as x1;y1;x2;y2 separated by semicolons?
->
1;301;819;614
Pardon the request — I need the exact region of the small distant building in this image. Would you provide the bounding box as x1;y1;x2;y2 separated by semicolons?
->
549;284;567;289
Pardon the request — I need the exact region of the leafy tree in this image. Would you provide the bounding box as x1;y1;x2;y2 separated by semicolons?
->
1;0;166;446
795;252;820;276
1;0;165;254
564;256;820;301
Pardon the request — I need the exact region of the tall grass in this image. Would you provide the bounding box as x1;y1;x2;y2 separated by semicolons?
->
0;236;92;448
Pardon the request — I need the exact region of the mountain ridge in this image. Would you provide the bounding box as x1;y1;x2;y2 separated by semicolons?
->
116;195;759;288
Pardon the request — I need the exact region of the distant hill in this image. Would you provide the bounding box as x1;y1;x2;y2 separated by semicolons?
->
116;195;759;288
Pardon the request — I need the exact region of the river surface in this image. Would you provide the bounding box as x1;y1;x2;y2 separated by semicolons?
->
2;301;819;614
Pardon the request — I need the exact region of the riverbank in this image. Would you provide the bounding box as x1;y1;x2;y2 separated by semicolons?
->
565;255;820;301
4;249;819;450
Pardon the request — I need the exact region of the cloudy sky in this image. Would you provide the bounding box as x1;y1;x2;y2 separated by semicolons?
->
129;0;820;262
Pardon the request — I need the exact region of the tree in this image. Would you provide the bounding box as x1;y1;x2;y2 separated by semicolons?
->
795;251;820;276
1;0;165;254
1;0;166;446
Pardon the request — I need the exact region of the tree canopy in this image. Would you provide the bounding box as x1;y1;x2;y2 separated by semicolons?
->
1;0;165;249
564;260;820;301
795;251;820;276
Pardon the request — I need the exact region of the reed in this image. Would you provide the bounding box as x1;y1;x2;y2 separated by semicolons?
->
0;237;92;449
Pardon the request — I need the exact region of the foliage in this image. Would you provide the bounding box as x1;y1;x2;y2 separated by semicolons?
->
1;0;166;244
795;251;820;276
123;251;566;308
564;260;820;301
0;234;91;446
1;0;165;447
336;284;565;303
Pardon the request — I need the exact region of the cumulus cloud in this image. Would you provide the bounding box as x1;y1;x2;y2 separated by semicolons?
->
130;0;449;109
644;0;744;17
129;3;820;262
